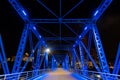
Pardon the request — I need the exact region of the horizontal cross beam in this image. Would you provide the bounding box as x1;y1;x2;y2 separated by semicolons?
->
44;37;77;41
32;19;91;24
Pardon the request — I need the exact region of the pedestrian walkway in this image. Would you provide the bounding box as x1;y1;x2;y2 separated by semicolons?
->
34;68;86;80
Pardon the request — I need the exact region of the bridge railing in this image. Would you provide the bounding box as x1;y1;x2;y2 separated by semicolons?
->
70;69;120;80
0;69;51;80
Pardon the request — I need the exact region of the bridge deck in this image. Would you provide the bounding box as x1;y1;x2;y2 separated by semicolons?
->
34;68;86;80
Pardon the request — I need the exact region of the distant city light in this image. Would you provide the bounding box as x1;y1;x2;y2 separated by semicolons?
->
94;10;99;16
22;10;27;16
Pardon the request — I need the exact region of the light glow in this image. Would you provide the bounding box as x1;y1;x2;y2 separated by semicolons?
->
22;10;27;16
39;35;41;38
45;48;50;53
84;27;87;30
33;27;36;30
79;35;81;38
96;74;101;78
94;10;99;16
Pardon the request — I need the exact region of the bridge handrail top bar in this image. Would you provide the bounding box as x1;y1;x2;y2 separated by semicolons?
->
0;69;50;77
73;69;120;76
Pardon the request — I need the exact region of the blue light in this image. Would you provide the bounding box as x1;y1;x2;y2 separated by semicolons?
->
94;10;99;16
22;10;27;16
33;26;36;30
79;35;81;38
84;27;87;30
39;35;41;38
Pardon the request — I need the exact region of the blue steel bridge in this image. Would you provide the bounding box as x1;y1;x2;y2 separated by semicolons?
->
0;0;120;80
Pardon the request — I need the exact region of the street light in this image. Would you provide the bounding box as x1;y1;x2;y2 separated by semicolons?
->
45;48;50;53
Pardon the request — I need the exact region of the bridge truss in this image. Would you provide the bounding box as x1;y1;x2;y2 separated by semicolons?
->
1;0;120;80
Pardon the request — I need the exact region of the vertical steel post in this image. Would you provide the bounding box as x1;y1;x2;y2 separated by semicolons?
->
45;52;48;68
92;24;109;73
79;42;86;75
113;43;120;74
0;35;10;74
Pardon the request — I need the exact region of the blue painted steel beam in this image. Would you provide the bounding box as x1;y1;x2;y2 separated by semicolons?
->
45;52;48;68
112;43;120;74
33;44;42;70
44;37;77;41
92;0;112;22
86;31;92;70
51;55;57;70
38;25;73;44
71;51;76;68
63;23;78;36
92;24;110;73
62;0;84;18
8;0;29;22
37;0;59;18
60;0;62;17
8;0;43;42
0;35;10;74
79;42;86;75
51;47;70;51
32;19;91;24
64;54;69;70
72;48;81;67
73;26;90;47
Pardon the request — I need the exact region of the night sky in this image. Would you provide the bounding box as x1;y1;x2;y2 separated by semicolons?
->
0;0;120;62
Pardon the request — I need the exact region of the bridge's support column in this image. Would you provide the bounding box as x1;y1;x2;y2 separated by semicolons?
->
33;44;42;76
0;35;10;74
92;24;110;79
64;54;69;70
92;24;109;73
51;55;55;71
113;43;120;74
79;42;86;75
45;52;48;68
71;52;76;69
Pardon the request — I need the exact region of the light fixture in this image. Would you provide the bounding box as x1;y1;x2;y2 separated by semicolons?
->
94;10;99;16
84;26;87;30
45;48;50;53
33;26;36;30
22;10;27;16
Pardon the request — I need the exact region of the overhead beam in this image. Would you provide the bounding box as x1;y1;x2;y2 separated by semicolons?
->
48;45;72;51
44;37;77;41
32;19;91;24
